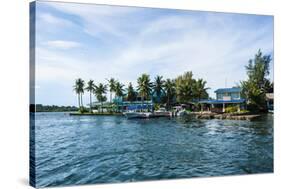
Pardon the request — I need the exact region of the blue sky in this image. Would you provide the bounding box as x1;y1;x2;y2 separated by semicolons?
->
34;1;274;106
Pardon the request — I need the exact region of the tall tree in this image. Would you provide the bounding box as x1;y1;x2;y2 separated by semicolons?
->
73;79;81;108
85;80;95;112
107;78;116;103
194;78;209;101
137;74;153;110
153;75;165;103
126;82;136;102
163;79;176;109
115;81;125;99
73;78;85;109
241;49;272;111
94;83;108;113
175;71;195;103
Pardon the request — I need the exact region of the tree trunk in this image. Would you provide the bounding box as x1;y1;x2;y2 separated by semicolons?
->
78;94;80;109
110;92;112;103
89;92;92;113
81;94;83;107
101;101;103;113
167;94;170;110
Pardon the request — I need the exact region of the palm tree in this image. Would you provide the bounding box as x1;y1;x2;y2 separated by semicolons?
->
114;81;125;112
94;83;108;113
163;79;176;110
107;78;116;103
115;82;125;99
85;80;95;112
175;71;195;103
153;75;165;103
137;74;153;111
127;82;136;102
73;79;81;108
73;78;85;109
194;79;209;101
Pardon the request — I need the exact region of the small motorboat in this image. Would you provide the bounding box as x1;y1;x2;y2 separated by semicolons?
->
123;112;152;119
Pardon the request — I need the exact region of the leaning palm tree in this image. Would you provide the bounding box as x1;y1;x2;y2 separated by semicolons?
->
153;75;165;103
137;74;153;111
163;79;176;110
85;80;95;112
94;83;108;113
73;78;85;109
107;78;116;103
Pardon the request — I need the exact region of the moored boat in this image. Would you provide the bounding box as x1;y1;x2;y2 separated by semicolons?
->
123;112;152;119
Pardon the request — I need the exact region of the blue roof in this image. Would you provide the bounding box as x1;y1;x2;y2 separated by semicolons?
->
214;87;242;93
199;99;245;104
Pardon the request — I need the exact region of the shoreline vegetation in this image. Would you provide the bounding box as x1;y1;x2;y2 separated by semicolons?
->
35;50;273;121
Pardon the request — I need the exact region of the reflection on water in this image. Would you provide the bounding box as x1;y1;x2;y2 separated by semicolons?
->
34;113;273;187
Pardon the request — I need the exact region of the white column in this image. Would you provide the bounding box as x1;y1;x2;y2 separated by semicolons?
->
223;103;225;113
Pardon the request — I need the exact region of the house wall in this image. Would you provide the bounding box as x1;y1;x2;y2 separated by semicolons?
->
216;92;240;100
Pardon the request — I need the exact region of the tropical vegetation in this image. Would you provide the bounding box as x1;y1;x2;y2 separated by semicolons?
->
240;49;273;112
72;50;273;114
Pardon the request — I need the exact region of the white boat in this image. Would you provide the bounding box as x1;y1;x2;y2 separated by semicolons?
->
154;108;171;117
123;112;152;119
177;110;187;116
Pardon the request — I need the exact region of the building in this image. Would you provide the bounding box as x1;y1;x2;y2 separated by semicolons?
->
199;87;245;113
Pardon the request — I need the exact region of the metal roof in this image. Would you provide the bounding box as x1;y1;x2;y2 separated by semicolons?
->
198;99;245;104
214;87;242;93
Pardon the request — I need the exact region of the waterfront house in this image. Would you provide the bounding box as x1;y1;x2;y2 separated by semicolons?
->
199;87;245;113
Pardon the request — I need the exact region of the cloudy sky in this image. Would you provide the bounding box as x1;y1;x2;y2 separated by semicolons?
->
33;1;274;106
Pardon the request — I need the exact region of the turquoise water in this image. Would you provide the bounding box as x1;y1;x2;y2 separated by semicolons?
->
34;113;273;187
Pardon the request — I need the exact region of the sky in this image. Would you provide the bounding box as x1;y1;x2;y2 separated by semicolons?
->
33;1;274;106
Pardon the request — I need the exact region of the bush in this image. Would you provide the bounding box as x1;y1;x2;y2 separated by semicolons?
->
239;110;250;114
225;106;238;113
79;107;88;113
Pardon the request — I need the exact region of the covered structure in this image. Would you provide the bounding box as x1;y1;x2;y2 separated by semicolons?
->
198;87;245;113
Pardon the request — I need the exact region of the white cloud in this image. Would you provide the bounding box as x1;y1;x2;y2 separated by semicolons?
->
35;2;273;105
44;40;81;49
38;13;75;28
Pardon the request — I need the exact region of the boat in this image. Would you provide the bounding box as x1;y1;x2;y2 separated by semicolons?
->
154;108;171;117
177;110;188;116
123;112;152;119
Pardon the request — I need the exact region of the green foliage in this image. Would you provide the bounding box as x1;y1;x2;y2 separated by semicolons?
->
79;106;88;113
154;103;161;111
163;79;176;109
174;72;209;103
241;49;272;111
36;104;78;112
73;78;85;108
107;78;117;103
85;80;95;111
115;81;125;98
126;82;137;102
153;75;165;102
137;74;153;101
238;110;250;114
225;106;238;113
